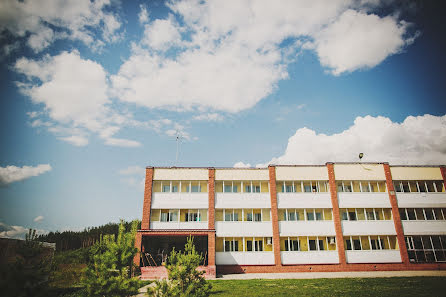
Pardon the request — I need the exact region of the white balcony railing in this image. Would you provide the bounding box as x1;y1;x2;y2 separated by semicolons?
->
337;193;391;208
281;251;339;264
342;221;396;236
277;193;332;208
279;221;336;236
150;221;208;230
215;221;273;237
151;193;208;209
345;250;402;263
396;193;446;208
402;221;446;235
216;252;275;265
215;193;270;208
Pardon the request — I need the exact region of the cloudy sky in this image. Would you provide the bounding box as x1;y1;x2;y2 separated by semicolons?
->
1;0;445;237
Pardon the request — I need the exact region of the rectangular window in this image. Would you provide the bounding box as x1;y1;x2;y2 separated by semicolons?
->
224;185;232;193
400;209;407;220
353;239;361;250
345;239;352;250
394;182;403;192
425;209;435;220
161;212;168;222
307;211;315;221
288;211;296;221
366;210;375;220
407;208;416;220
254;213;262;222
318;240;325;251
247;213;253;221
255;240;263;251
291;240;299;251
315;212;323;221
246;240;253;251
348;212;357;221
418;181;427;192
245;185;252;193
341;211;348;221
309;240;317;251
162;185;170;192
402;182;410;192
370;239;380;250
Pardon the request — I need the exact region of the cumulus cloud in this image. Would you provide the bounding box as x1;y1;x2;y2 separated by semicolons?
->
110;0;417;113
233;162;252;168
119;166;145;175
193;113;224;122
0;164;51;186
14;51;140;148
138;4;149;24
0;0;122;52
313;9;412;75
33;216;44;222
0;222;45;239
119;166;145;189
260;114;446;166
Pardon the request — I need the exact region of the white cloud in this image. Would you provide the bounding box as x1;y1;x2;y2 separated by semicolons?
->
138;4;149;25
14;51;141;148
119;166;145;189
260;114;446;166
0;0;122;52
313;10;411;75
193;113;224;122
104;137;141;148
33;216;44;222
142;17;181;50
0;164;52;186
59;135;89;147
0;222;45;239
233;161;252;168
111;0;416;114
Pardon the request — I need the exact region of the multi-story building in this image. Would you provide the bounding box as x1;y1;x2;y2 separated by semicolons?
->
134;163;446;279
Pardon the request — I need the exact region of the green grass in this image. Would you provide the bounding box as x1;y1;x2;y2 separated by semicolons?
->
209;277;446;297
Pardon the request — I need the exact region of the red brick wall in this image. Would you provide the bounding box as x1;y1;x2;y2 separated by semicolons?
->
268;165;282;267
441;166;446;186
208;168;215;230
383;163;409;264
326;163;346;266
141;167;154;230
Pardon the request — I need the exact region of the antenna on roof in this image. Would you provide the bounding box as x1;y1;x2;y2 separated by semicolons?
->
175;130;182;166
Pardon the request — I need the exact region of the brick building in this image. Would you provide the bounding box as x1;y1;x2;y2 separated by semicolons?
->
134;163;446;279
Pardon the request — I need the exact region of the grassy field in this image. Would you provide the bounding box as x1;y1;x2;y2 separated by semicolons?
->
209;277;446;297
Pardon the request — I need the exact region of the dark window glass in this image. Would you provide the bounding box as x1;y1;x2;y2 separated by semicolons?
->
307;212;315;221
371;239;379;250
247;213;253;221
342;211;348;221
408;251;416;262
254;213;262;222
309;240;317;251
407;209;416;220
224;185;232;193
353;239;361;250
292;240;299;251
425;251;435;262
435;250;445;262
416;251;426;262
234;241;239;252
400;209;407;220
224;241;231;252
432;236;442;249
284;240;289;251
394;182;403;192
315;212;323;221
402;183;410;192
318;240;325;251
419;182;427;192
422;236;433;250
346;240;352;250
348;212;357;221
425;209;435;220
246;240;253;251
288;212;296;221
413;237;423;249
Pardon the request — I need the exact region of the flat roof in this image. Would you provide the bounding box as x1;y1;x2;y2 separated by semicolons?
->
146;163;445;169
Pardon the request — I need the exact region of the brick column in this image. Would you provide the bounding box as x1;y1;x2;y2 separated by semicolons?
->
207;168;216;274
441;166;446;187
134;167;154;267
383;163;409;264
208;168;215;230
268;165;282;267
326;163;346;266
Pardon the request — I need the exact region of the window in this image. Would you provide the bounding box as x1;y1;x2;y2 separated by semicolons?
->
160;210;178;222
315;212;323;221
348;212;357;221
394;180;445;193
254;240;263;251
162;185;170;192
254;213;262;222
224;185;233;193
224;240;238;252
309;240;317;251
425;209;435;220
246;240;253;251
318;240;325;251
406;235;446;263
400;209;407;220
346;239;352;250
288;211;296;221
307;211;315;221
353;239;361;250
247;213;253;221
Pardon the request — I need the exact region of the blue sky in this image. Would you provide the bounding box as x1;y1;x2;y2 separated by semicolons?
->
0;0;445;237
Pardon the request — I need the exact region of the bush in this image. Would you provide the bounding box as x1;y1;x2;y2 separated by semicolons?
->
150;236;211;297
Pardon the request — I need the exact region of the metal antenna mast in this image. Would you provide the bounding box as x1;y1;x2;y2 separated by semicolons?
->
175;130;182;166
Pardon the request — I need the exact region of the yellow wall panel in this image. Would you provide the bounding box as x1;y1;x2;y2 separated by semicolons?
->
390;166;442;180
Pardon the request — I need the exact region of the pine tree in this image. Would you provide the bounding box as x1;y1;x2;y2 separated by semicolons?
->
83;220;142;297
151;236;212;297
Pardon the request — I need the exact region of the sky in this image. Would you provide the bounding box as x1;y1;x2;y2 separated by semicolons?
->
0;0;446;238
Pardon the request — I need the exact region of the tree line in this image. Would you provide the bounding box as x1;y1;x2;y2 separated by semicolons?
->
37;220;141;251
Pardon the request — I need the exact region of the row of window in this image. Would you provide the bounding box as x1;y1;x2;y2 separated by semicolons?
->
216;237;273;252
337;181;387;193
151;209;208;222
406;235;446;263
394;180;445;193
276;181;329;193
215;209;270;222
153;181;208;193
152;179;445;194
400;208;446;221
341;208;392;221
344;235;398;250
280;236;337;252
215;181;269;193
278;209;333;221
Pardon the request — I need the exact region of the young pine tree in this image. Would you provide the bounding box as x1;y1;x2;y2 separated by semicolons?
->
83;220;141;297
151;236;211;297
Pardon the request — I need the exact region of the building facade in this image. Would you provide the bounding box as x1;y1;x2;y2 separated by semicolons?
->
134;163;446;279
